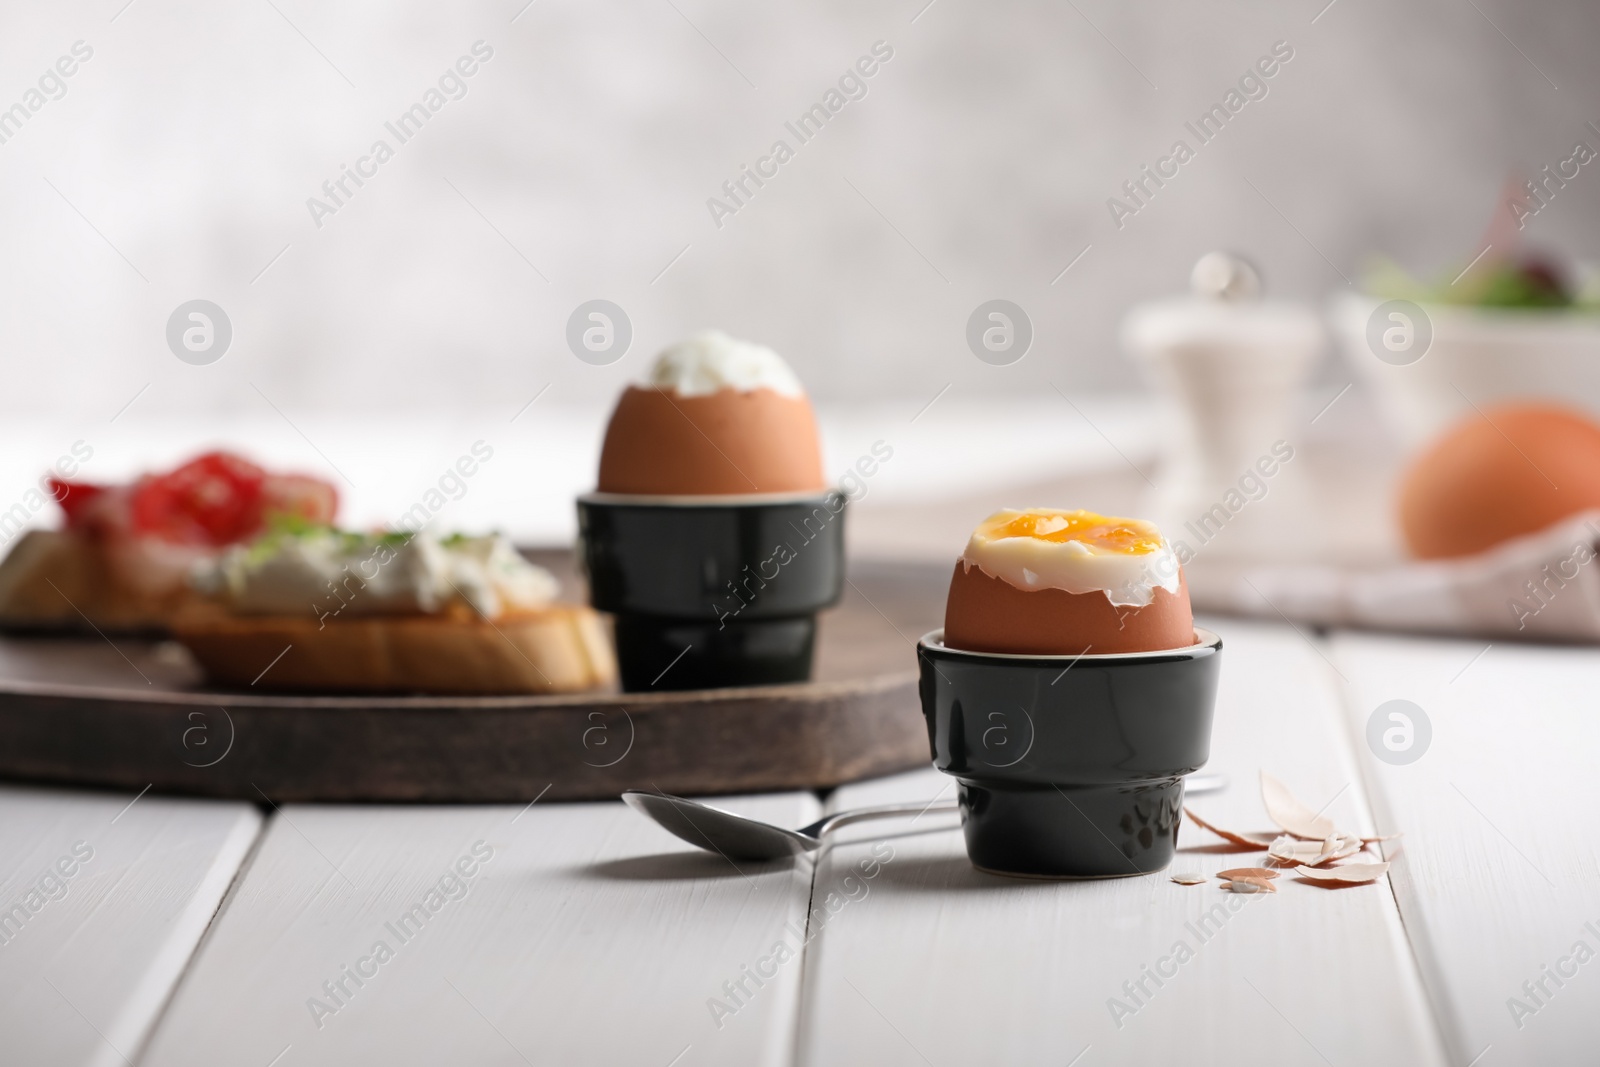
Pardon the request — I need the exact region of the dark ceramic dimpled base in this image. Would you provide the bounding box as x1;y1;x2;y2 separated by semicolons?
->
578;492;846;692
610;615;817;691
918;628;1221;879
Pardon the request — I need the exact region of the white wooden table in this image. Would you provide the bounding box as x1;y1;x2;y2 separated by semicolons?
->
3;617;1596;1066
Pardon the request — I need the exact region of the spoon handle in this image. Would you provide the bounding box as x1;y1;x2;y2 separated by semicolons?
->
798;773;1223;841
801;799;961;840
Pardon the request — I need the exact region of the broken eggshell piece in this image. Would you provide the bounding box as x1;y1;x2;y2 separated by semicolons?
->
1183;771;1402;889
1184;807;1278;849
1260;770;1339;840
1224;875;1277;894
1294;862;1391;885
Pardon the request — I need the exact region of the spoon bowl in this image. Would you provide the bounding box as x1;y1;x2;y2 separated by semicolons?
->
622;791;820;861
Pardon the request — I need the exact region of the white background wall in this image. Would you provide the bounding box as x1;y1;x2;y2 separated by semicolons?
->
0;0;1594;542
1;0;1595;415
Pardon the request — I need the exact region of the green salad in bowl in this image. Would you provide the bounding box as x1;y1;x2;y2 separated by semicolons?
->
1335;250;1600;447
1365;253;1600;311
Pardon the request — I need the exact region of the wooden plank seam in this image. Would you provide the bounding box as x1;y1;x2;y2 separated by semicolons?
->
703;840;895;1034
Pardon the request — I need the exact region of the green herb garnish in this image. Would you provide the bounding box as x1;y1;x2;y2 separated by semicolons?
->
1366;254;1598;310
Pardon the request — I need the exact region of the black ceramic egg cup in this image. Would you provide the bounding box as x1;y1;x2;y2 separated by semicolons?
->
578;492;846;692
917;628;1221;879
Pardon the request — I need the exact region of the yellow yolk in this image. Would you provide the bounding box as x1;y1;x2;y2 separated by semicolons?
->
960;507;1181;606
979;509;1163;555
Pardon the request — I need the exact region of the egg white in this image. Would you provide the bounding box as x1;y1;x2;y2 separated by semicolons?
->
647;329;805;398
961;508;1182;607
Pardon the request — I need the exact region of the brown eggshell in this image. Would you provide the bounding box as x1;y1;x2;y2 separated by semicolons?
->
1398;402;1600;559
943;563;1195;655
597;385;827;496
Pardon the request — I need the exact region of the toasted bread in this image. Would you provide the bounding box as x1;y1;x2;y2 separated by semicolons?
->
170;605;617;694
0;530;193;633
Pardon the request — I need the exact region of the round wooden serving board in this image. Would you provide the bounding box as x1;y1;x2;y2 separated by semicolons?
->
0;554;946;803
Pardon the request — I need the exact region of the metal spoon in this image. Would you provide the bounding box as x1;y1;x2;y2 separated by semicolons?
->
622;773;1226;862
622;790;960;861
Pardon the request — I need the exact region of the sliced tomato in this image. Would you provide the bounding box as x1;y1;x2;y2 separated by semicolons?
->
130;451;268;546
47;478;111;528
53;450;339;547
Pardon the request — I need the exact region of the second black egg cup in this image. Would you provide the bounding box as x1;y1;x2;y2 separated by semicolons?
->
577;491;846;691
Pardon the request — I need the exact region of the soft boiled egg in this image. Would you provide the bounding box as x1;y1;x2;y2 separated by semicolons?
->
943;508;1196;655
597;330;827;496
1398;402;1600;559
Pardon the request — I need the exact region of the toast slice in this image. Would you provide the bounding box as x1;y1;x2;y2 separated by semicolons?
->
171;606;618;694
0;529;190;633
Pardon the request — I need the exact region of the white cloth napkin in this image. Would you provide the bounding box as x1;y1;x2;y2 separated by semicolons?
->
1187;510;1600;642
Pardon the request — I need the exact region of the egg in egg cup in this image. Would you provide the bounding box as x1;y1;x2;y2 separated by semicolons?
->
919;509;1221;878
578;331;845;691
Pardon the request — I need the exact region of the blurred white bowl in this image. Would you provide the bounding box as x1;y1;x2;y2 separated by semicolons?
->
1332;292;1600;449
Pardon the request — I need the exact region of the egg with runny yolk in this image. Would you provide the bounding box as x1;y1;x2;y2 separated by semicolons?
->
943;508;1196;656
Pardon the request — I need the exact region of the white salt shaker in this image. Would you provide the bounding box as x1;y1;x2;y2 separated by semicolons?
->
1121;253;1325;561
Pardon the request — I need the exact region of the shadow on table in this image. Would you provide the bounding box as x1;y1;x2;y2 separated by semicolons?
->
824;821;1072;894
586;852;795;881
862;851;1069;893
585;821;968;883
1177;841;1274;855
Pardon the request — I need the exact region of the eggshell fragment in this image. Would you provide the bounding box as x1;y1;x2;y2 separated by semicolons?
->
1260;771;1339;840
1268;833;1364;867
1293;862;1390;885
1311;834;1367;866
1266;836;1326;866
1184;808;1278;848
1220;877;1273;894
1225;875;1277;894
1185;775;1405;887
